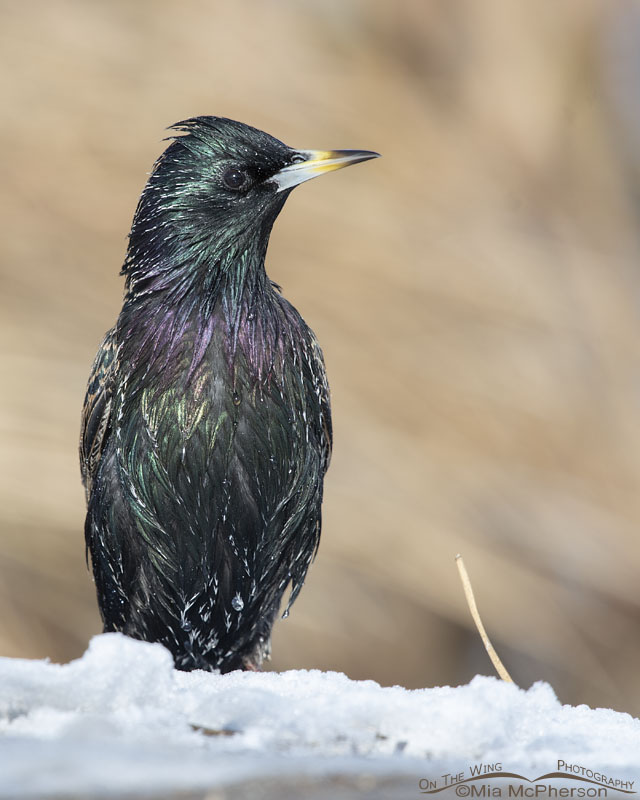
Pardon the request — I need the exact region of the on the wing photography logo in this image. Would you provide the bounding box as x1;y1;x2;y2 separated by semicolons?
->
418;761;636;797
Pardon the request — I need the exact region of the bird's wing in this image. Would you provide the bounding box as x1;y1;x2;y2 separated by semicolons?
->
309;332;333;475
80;328;118;501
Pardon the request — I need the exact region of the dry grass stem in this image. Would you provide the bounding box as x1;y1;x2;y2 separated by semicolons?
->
455;554;514;684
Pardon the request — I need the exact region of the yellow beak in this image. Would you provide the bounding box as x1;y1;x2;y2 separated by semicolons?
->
272;149;380;192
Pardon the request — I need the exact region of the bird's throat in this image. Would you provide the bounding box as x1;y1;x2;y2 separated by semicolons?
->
118;240;286;392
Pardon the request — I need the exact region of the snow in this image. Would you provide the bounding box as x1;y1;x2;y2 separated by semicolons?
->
1;633;639;797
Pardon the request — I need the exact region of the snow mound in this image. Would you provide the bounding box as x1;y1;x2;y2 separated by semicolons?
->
1;633;639;797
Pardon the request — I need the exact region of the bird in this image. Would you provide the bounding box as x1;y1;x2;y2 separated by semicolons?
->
80;116;379;673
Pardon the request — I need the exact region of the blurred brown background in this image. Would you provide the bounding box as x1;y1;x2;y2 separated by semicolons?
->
2;0;640;713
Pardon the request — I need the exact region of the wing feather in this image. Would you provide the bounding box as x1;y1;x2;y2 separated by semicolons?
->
80;328;117;500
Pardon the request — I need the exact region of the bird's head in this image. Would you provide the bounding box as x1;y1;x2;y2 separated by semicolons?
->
124;116;379;291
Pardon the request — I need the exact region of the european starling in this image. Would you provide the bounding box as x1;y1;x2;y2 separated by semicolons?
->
80;117;378;672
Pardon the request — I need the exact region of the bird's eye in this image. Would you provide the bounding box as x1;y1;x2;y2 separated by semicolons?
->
222;167;249;190
290;154;306;165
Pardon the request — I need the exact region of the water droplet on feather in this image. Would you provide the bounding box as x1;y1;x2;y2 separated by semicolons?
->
231;595;244;611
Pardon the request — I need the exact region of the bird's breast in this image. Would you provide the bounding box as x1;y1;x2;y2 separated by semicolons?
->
114;302;324;536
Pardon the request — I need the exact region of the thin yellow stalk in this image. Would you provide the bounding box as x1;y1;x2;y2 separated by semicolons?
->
455;554;514;683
